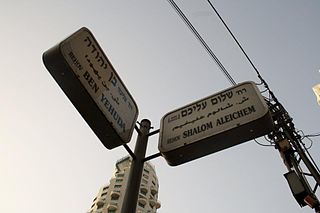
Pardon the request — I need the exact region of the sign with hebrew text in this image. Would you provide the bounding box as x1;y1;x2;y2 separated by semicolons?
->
159;81;273;166
43;27;138;149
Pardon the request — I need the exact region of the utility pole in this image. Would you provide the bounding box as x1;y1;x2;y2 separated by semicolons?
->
121;119;151;213
269;102;320;212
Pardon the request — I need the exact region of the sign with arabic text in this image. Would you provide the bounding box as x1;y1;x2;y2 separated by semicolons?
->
159;81;273;166
43;27;138;149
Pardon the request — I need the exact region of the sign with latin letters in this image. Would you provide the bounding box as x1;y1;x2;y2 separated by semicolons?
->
43;27;138;149
159;81;273;166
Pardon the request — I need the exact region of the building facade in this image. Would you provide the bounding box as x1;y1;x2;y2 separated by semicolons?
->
313;84;320;105
88;156;160;213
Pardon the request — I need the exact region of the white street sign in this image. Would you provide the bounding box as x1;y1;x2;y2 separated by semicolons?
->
43;27;138;149
159;81;273;166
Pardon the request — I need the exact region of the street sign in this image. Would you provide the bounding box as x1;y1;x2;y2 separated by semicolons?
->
43;27;138;149
159;81;273;166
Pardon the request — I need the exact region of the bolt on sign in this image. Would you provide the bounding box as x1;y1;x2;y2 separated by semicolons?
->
43;27;138;149
159;81;274;166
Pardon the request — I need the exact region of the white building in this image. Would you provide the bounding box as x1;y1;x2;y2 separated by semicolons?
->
313;84;320;105
88;156;160;213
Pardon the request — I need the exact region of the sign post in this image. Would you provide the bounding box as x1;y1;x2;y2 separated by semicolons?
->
121;119;151;213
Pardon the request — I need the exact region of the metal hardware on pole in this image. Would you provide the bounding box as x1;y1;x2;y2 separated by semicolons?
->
285;131;320;186
143;153;162;162
147;129;160;137
123;144;136;160
121;119;151;213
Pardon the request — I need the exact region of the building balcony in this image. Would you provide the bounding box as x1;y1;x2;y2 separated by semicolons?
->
140;185;148;195
96;198;105;207
155;201;161;209
107;202;118;211
150;186;157;196
149;199;156;207
149;198;161;209
138;197;147;205
110;190;120;199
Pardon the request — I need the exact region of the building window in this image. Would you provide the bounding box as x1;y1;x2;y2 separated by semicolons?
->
142;174;149;179
114;184;122;188
111;196;119;201
140;189;147;196
117;173;124;177
108;210;116;213
143;169;149;174
101;192;108;197
115;179;123;182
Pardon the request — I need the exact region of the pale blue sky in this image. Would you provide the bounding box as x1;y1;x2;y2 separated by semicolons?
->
1;0;320;213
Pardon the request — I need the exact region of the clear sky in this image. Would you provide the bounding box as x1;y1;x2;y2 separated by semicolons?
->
1;0;320;212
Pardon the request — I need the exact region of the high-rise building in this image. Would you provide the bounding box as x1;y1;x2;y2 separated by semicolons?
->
313;84;320;105
88;156;161;213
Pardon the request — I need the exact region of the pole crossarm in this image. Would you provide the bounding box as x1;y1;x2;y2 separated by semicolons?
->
123;144;136;160
135;124;142;135
147;129;160;137
143;153;162;162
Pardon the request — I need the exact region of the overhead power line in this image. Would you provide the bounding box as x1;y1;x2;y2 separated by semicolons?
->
205;0;279;101
205;1;320;211
167;0;320;210
166;0;236;86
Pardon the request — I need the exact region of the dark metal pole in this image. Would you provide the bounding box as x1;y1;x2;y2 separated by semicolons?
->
121;119;151;213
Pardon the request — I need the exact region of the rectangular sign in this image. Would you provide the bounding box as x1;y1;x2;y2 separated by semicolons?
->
159;82;273;166
43;27;138;149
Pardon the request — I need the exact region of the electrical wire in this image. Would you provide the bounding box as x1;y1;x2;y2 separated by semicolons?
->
166;0;280;149
205;1;262;82
305;133;320;138
166;0;236;86
303;136;314;150
204;0;320;184
205;0;281;105
254;138;275;147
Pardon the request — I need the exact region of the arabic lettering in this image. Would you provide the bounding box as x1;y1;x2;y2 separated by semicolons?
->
111;95;120;105
207;103;234;118
102;81;110;91
236;97;249;105
172;116;205;131
118;87;128;103
85;55;102;80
